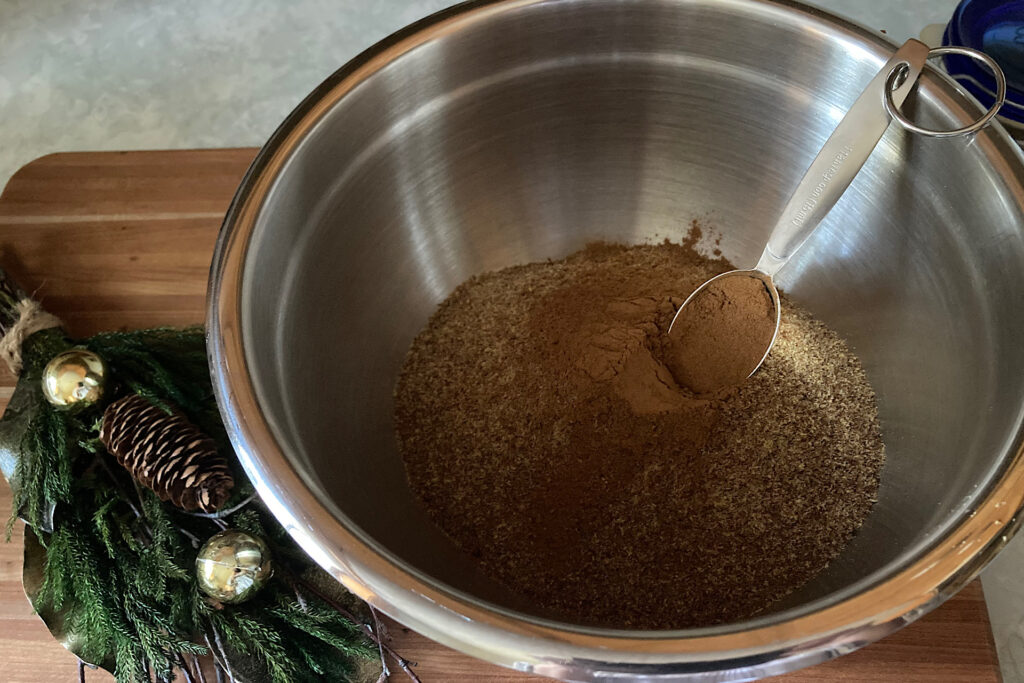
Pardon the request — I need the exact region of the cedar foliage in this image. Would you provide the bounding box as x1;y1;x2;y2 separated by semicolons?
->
7;327;375;682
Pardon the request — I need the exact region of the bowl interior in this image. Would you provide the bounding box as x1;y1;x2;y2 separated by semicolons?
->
238;0;1024;627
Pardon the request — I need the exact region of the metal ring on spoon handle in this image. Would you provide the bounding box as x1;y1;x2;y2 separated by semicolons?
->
884;46;1007;138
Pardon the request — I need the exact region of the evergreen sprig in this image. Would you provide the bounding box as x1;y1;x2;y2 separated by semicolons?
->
5;326;381;682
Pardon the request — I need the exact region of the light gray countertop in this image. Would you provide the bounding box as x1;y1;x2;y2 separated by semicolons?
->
4;1;1018;682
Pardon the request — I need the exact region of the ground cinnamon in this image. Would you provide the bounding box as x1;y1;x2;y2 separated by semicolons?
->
394;236;884;629
662;274;777;394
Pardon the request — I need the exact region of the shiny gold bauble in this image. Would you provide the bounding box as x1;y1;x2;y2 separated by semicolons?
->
195;529;273;603
41;349;107;408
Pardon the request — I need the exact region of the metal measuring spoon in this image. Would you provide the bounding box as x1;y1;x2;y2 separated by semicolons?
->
666;39;1005;394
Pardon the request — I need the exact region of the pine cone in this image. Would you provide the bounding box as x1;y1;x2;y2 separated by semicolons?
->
100;394;234;512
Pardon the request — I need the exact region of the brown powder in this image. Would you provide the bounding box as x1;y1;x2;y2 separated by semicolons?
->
662;274;777;394
394;239;884;629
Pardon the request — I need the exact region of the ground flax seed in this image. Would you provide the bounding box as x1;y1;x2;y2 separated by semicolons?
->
394;236;885;629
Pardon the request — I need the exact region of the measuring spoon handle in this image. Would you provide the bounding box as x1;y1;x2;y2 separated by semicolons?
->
755;39;930;277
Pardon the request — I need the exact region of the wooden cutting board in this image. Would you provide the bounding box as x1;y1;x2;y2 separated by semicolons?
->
0;150;1002;682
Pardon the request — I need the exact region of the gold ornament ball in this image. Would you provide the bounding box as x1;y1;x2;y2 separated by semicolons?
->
41;349;107;408
196;529;273;603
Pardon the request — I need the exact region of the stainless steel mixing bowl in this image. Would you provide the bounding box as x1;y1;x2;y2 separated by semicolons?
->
208;0;1024;679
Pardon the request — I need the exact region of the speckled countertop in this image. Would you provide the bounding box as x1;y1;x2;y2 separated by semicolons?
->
4;1;1020;682
0;0;962;191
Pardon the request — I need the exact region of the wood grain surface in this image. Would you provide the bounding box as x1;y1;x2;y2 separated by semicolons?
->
0;150;1002;682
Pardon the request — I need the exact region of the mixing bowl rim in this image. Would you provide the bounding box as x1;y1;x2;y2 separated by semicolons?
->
208;0;1024;674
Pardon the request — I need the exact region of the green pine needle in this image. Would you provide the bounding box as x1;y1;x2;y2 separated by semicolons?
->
5;326;375;682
